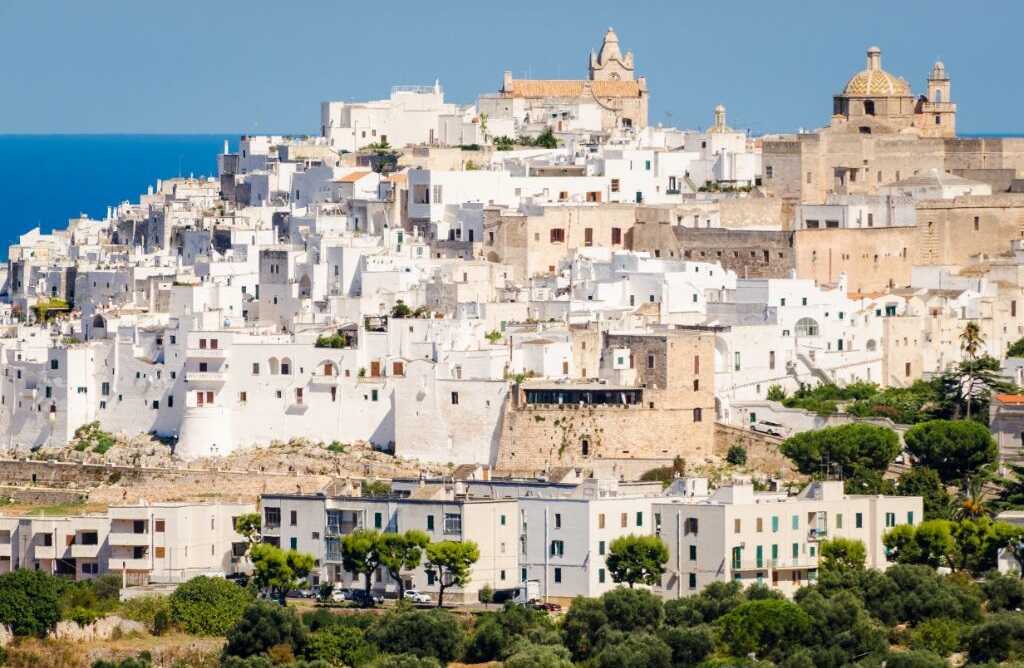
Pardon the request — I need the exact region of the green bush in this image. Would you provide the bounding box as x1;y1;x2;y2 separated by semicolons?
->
117;595;172;634
305;626;376;666
909;617;965;656
594;632;671;668
169;575;253;636
965;613;1024;664
223;602;307;659
371;655;441;668
365;609;465;663
982;571;1024;612
726;445;748;466
716;599;812;661
0;569;62;636
884;650;947;668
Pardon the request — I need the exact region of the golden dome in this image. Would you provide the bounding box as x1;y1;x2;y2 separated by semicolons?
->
842;46;912;97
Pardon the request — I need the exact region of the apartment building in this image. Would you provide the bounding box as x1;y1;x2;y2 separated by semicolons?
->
261;491;518;603
655;480;922;597
0;502;252;584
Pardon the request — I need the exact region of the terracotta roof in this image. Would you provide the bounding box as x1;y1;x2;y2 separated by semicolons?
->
995;394;1024;405
336;170;372;183
504;79;641;99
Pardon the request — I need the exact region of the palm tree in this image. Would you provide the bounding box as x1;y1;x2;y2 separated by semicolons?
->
954;474;989;520
960;321;983;360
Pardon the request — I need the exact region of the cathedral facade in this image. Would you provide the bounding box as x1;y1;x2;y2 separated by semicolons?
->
497;28;649;133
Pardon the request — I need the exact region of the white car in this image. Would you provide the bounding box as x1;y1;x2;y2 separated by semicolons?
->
331;587;353;602
403;590;431;604
751;420;788;438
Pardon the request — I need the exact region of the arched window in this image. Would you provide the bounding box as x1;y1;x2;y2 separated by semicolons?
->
299;275;312;298
281;357;292;375
92;315;106;329
934;88;943;103
269;357;280;375
795;318;820;337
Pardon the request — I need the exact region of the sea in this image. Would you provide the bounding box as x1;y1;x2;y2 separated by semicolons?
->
0;134;235;259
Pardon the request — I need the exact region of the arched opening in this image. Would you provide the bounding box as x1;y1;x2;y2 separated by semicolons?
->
319;360;336;376
298;275;312;298
92;315;106;329
934;88;943;103
795;317;820;337
863;100;875;116
281;357;292;375
269;357;280;375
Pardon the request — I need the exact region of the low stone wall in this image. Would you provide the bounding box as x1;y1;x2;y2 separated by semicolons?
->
0;485;85;506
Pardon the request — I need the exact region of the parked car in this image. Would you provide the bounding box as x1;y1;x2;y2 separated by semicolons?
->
750;420;788;437
349;589;384;606
287;588;313;599
532;601;562;612
331;587;353;602
403;590;431;604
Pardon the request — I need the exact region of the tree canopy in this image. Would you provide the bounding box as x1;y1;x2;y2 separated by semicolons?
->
605;535;669;588
903;419;997;484
779;422;900;479
424;540;479;607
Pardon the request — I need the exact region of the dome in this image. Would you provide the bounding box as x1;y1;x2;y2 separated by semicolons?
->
842;46;912;97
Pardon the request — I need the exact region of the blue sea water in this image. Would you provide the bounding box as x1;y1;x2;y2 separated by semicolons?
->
0;134;234;259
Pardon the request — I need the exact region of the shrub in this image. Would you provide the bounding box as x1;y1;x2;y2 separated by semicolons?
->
223;602;307;659
561;596;607;662
169;575;253;636
503;642;572;668
884;650;947;668
602;587;664;631
726;445;747;466
365;609;465;663
305;626;376;666
594;632;671;668
659;624;714;667
0;569;62;636
909;617;965;656
716;599;812;660
766;384;786;401
982;571;1024;612
965;613;1024;664
372;655;441;668
118;595;172;634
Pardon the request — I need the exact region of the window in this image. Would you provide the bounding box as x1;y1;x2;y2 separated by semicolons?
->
50;359;58;370
688;573;697;589
611;227;622;245
769;351;775;370
611;178;620;193
756;517;763;533
689;545;697;561
692;408;702;422
554;513;562;529
836;514;843;529
636;512;643;527
427;515;435;531
444;513;462;535
792;515;799;530
599;568;606;584
554;567;562;583
239;391;247;403
620;513;627;528
500;514;506;526
646;353;655;369
549;228;565;243
155;547;165;559
734;518;741;534
685;517;698;535
731;546;742;569
855;512;863;529
155;520;165;533
290;537;298;550
252;363;259;375
766;165;773;179
584;228;593;246
374;513;383;529
290;510;297;526
550;540;565;557
598;513;605;529
885;512;896;528
792;542;799;559
734;352;741;371
264;507;281;528
599;540;606;555
756;545;764;568
907;511;914;525
451;392;459;405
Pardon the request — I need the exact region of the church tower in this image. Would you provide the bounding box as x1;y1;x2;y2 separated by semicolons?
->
914;61;956;137
589;28;635;81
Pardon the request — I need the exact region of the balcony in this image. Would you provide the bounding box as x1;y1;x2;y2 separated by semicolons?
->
109;532;150;546
185;371;227;385
71;543;101;559
310;373;342;387
34;544;58;560
770;557;818;570
187;347;228;359
807;528;827;542
107;557;150;571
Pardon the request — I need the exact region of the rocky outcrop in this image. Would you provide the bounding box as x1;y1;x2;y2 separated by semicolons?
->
50;615;146;642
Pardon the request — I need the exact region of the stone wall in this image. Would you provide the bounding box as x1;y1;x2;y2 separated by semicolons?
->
713;423;795;478
494;402;715;472
631;222;796;279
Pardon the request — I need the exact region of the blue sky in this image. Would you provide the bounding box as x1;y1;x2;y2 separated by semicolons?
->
1;0;1020;135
